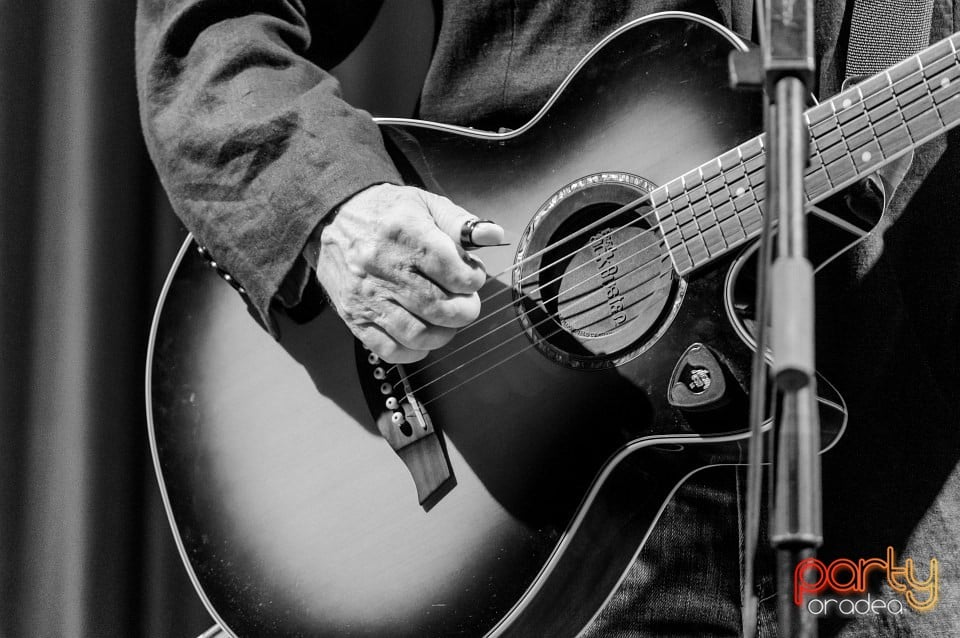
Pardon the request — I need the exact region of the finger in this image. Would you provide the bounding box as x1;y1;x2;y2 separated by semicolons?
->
375;299;459;352
391;275;482;328
414;228;488;294
460;218;506;249
355;323;429;364
417;190;504;249
411;193;488;293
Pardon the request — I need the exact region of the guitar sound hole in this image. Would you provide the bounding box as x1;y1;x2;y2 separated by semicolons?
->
514;174;683;369
540;203;672;348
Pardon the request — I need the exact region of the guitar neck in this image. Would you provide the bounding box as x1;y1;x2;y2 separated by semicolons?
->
652;31;960;275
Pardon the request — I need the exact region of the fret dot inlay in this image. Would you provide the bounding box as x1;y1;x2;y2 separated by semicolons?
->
652;32;960;278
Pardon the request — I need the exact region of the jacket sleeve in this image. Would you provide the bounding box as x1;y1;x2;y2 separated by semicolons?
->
135;0;402;334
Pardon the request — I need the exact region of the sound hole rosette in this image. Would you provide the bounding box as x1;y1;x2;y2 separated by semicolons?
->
512;173;686;370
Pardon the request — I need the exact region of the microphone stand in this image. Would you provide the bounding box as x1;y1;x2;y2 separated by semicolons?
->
766;1;823;635
732;1;822;636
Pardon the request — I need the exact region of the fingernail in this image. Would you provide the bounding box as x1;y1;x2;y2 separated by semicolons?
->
461;219;506;248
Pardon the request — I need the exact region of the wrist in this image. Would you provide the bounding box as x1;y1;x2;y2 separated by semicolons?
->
303;182;400;271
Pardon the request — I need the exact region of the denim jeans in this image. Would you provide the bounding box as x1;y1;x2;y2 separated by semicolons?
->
581;448;960;638
581;466;777;638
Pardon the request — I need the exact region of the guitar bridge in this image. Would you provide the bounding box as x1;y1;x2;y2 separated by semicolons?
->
355;343;451;505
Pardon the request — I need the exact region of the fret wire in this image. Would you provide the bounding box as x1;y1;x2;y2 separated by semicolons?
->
840;69;944;161
701;173;726;255
661;38;960;275
724;147;752;245
818;69;902;184
717;147;750;248
652;186;690;273
817;56;960;187
917;66;947;133
940;36;960;117
685;165;711;264
658;186;693;272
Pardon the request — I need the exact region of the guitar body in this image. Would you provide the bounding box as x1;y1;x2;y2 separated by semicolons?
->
149;13;863;638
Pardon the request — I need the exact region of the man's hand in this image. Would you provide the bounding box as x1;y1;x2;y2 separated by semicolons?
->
311;184;504;364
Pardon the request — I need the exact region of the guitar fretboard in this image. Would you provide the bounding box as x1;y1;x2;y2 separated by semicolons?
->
651;31;960;275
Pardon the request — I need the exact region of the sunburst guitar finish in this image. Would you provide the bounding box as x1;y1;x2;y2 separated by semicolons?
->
148;11;960;637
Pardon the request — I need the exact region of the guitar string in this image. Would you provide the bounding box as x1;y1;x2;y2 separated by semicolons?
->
387;166;768;380
381;199;669;375
414;275;668;402
399;251;670;397
470;197;662;325
397;139;796;394
394;215;667;373
470;147;759;307
426;37;958;352
393;59;960;404
416;153;881;405
403;137;858;402
440;28;951;323
443;49;955;364
478;188;660;285
429;139;772;348
417;289;615;408
395;230;671;389
385;162;767;378
416;192;803;402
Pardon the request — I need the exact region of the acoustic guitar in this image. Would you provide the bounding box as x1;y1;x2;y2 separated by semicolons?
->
147;12;960;637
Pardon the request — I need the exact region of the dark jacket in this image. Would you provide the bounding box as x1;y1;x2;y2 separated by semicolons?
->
135;0;857;328
136;3;960;636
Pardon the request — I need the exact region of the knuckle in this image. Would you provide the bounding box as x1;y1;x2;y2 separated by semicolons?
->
357;277;379;299
340;287;367;317
378;211;414;243
430;294;479;328
410;283;444;313
392;310;456;350
445;263;485;293
409;242;430;266
339;284;387;328
442;269;467;291
425;298;458;325
353;243;380;270
399;318;427;347
464;266;487;290
345;278;381;311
